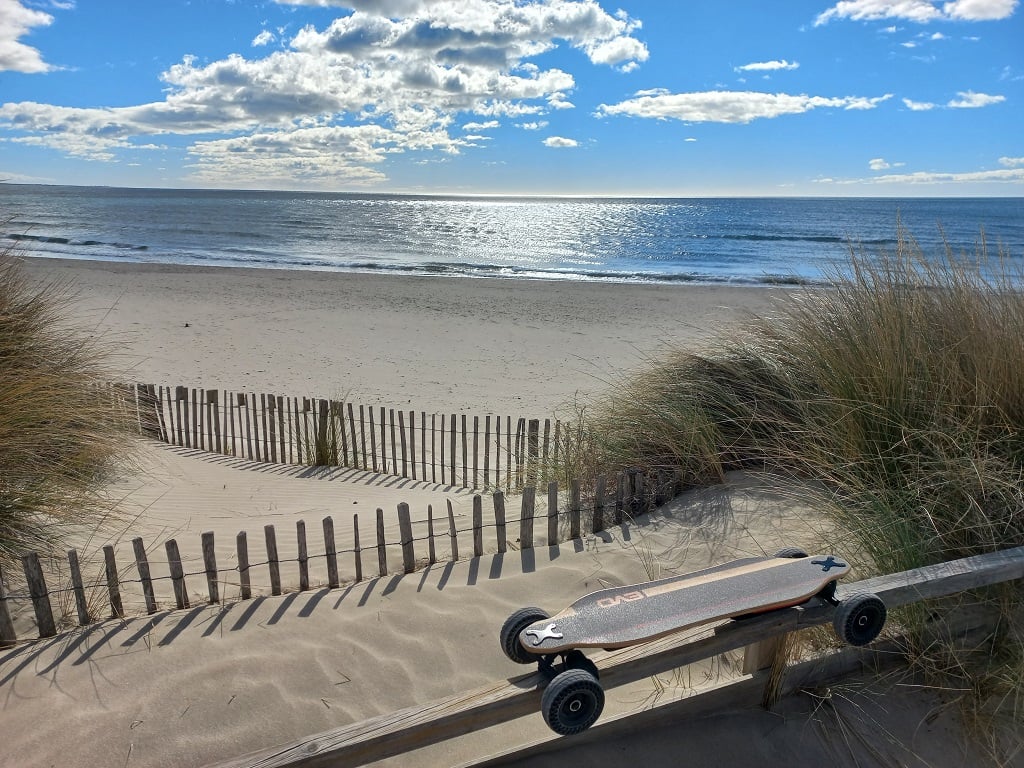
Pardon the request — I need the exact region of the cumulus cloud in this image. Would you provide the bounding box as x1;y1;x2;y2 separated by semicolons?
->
869;157;905;170
815;0;1018;25
0;0;55;73
463;119;499;130
543;136;578;147
947;90;1005;107
903;97;936;109
516;120;548;129
252;29;276;46
1000;156;1024;167
734;59;799;72
596;90;892;124
0;0;648;185
863;167;1024;183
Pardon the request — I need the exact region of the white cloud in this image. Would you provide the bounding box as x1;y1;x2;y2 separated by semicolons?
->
999;156;1024;166
814;0;1018;25
0;0;647;186
516;120;548;129
869;157;905;170
735;59;799;72
684;137;697;142
947;90;1005;107
903;97;936;110
929;31;946;38
901;40;918;46
462;119;499;130
596;90;892;124
0;0;55;73
864;167;1024;183
252;29;276;47
543;136;578;147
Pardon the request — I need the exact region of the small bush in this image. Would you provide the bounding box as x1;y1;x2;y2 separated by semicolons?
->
0;247;134;566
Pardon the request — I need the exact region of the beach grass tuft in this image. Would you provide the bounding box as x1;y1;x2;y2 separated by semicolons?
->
0;245;135;568
569;224;1024;754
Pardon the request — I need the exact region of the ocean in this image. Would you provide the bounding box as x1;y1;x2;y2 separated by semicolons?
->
2;184;1022;286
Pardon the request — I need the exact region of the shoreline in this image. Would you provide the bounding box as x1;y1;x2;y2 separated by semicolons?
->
20;254;787;415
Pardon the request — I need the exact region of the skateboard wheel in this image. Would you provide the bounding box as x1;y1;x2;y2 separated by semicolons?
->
834;592;886;646
541;669;604;736
563;649;600;680
773;547;809;558
500;607;550;664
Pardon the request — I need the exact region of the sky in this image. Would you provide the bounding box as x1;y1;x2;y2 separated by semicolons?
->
0;0;1021;196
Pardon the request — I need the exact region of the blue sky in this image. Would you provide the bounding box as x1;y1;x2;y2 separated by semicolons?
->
0;0;1020;195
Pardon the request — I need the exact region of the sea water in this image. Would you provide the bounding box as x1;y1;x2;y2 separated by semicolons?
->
2;185;1021;286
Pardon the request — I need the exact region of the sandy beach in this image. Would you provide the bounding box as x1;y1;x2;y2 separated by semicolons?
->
0;258;987;767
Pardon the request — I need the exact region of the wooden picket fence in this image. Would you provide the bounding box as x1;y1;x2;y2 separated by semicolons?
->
118;384;575;492
0;470;671;646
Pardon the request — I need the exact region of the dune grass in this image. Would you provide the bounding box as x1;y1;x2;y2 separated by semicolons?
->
569;224;1024;756
0;247;134;570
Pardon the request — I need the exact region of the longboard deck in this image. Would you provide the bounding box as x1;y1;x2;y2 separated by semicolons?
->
519;555;849;654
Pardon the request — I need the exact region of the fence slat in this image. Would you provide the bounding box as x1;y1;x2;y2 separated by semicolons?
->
461;414;468;489
376;509;388;577
484;415;491;488
390;409;399;478
398;410;408;478
0;566;16;647
353;514;363;583
202;531;219;604
21;552;56;637
450;413;457;487
165;539;189;610
520;486;535;550
570;479;581;540
547;482;559;546
493;492;507;554
265;525;282;596
593;475;607;534
473;495;483;557
409;410;417;481
67;549;91;626
237;531;252;600
473;416;479;488
297;520;309;591
132;538;158;615
398;503;415;574
360;405;369;472
447;500;459;562
324;516;340;589
427;505;436;565
103;545;123;618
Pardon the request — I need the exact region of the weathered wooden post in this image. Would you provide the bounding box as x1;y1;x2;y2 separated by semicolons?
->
22;552;56;637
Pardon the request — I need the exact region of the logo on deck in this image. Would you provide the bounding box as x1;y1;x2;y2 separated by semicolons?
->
525;623;563;646
811;556;846;572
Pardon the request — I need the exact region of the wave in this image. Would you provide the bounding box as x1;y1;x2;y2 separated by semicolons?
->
6;232;148;251
716;233;894;246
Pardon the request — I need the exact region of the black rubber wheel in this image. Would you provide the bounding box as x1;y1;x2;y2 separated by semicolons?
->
500;607;549;664
541;669;605;736
834;592;887;646
774;547;809;558
563;649;600;680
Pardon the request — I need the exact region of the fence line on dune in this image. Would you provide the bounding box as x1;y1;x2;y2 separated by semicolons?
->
114;383;578;493
0;470;681;647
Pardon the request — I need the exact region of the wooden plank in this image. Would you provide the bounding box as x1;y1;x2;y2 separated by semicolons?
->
427;505;437;565
0;565;16;647
546;482;558;546
209;389;222;454
0;565;16;646
376;509;388;577
409;410;417;481
461;415;469;489
348;403;359;469
398;410;408;478
265;525;281;596
360;405;369;472
278;396;287;464
431;414;437;484
267;395;278;463
238;531;252;600
390;408;399;477
472;495;483;558
67;549;91;626
103;545;123;618
336;401;348;467
519;486;535;550
542;419;551;471
614;472;625;525
483;415;491;488
473;416;479;488
421;411;427;482
526;419;539;485
569;479;581;541
205;546;1024;768
352;514;362;583
297;520;309;592
202;531;219;604
133;537;158;615
22;552;56;637
369;406;378;473
450;413;457;487
446;499;459;562
230;392;238;458
379;407;388;474
166;539;189;610
439;415;445;484
592;476;607;534
493;492;507;555
295;398;304;465
324;516;340;589
285;397;294;464
398;503;415;574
